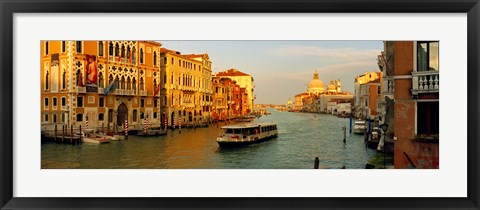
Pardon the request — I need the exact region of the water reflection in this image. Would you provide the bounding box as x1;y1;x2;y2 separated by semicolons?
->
42;110;375;169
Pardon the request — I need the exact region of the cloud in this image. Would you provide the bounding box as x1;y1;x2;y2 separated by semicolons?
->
316;61;374;74
273;46;379;61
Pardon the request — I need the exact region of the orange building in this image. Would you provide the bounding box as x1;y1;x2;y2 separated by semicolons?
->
215;69;254;113
388;41;439;168
240;87;249;115
41;41;161;132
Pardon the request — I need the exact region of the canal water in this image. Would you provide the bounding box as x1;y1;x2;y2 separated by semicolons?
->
41;110;376;169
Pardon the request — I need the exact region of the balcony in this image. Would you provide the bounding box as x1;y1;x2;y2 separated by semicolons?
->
98;87;104;94
412;71;439;95
108;56;136;65
382;77;394;94
127;89;137;95
140;90;147;96
76;86;86;93
114;89;124;95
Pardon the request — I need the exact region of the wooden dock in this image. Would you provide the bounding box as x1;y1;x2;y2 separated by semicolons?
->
41;125;82;144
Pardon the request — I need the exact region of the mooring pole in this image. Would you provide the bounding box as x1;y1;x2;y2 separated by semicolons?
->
314;157;320;169
349;115;353;133
54;124;57;142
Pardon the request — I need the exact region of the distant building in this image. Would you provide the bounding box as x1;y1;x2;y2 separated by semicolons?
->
293;70;353;113
294;93;309;111
286;98;293;111
216;69;254;113
354;71;382;119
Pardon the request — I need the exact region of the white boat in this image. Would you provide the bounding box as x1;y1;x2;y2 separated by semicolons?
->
353;120;366;134
106;134;125;141
81;129;110;144
217;123;278;147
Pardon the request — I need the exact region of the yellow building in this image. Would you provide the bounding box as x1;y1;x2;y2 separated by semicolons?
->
160;48;212;127
211;76;228;121
41;40;162;132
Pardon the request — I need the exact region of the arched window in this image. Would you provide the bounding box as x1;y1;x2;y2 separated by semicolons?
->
121;44;125;58
127;46;131;62
140;48;144;64
98;41;104;57
108;74;113;86
132;78;137;90
132;109;137;122
62;70;66;89
45;71;49;90
114;75;119;89
127;77;131;90
140;77;144;91
120;76;125;89
153;79;157;91
132;47;136;63
115;43;119;57
45;41;49;55
98;72;104;88
153;52;157;66
61;41;66;53
109;42;113;56
76;41;82;53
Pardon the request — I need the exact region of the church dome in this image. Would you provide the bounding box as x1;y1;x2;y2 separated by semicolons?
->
307;70;325;94
327;81;337;91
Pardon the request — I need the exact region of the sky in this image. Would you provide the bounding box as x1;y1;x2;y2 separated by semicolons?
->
160;41;384;105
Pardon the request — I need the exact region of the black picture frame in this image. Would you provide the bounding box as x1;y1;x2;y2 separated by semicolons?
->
1;0;479;209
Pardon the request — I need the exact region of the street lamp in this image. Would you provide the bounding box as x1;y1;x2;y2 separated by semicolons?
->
380;123;389;169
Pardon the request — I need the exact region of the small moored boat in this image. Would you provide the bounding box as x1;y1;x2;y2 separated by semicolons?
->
217;123;278;148
81;129;110;144
353;120;366;134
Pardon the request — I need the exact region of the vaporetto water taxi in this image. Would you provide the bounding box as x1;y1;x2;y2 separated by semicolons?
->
217;123;278;147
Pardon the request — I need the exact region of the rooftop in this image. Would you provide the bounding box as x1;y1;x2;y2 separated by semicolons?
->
217;69;251;77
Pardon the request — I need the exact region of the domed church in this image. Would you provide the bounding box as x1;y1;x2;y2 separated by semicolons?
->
307;70;325;95
293;70;353;113
307;70;342;96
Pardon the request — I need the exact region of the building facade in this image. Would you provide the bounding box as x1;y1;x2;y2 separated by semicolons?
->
212;76;228;121
41;40;161;132
354;72;382;119
381;41;439;169
160;48;211;127
294;70;353;113
215;69;255;113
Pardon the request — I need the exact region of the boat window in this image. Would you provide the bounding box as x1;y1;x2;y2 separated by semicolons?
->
226;129;243;134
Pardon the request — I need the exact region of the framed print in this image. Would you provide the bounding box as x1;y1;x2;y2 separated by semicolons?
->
1;0;479;209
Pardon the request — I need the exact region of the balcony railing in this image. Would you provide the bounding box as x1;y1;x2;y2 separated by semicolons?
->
76;86;86;93
108;56;136;65
412;71;439;95
98;87;104;94
114;89;124;95
382;78;394;94
140;90;147;96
